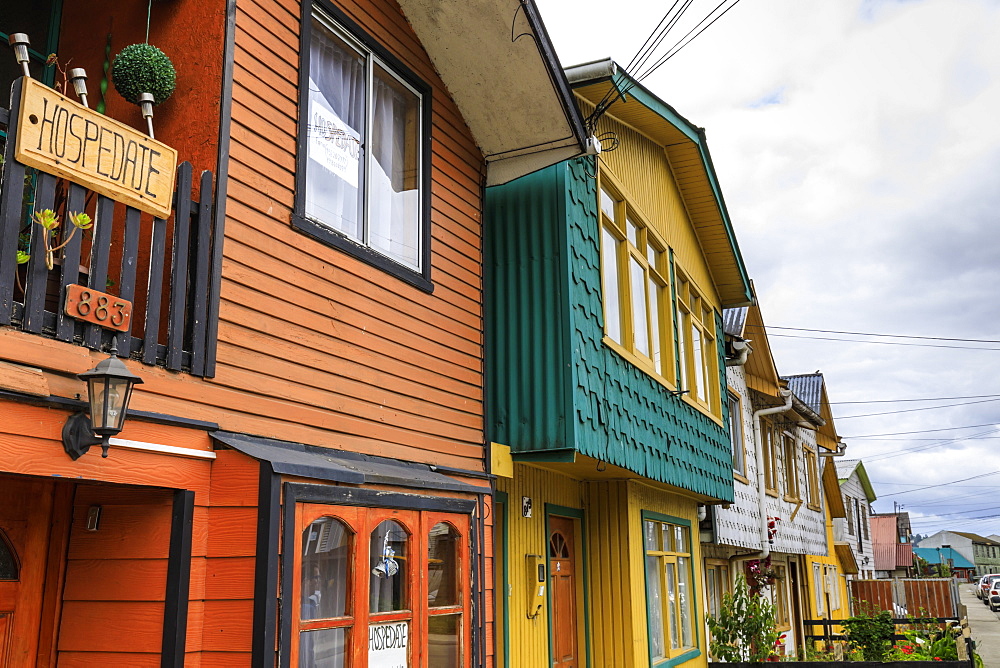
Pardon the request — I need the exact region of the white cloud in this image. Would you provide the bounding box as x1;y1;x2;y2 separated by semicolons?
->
536;0;1000;533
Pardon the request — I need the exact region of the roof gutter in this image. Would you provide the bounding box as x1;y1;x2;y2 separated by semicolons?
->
564;58;618;85
754;389;793;559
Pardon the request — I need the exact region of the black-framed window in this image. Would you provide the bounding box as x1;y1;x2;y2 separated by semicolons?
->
294;2;433;292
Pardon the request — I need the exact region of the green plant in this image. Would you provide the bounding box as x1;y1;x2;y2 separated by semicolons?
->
31;209;92;270
112;43;176;105
707;574;780;661
842;603;895;661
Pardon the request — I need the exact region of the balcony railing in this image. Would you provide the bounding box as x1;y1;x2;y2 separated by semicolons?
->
0;78;221;376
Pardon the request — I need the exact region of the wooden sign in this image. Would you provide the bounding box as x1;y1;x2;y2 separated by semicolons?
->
15;77;177;218
64;284;133;332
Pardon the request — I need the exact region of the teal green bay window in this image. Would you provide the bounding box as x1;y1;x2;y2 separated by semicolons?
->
643;515;698;665
598;179;721;417
599;183;673;382
675;271;718;413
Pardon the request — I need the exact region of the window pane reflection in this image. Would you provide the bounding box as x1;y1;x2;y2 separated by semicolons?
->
428;522;460;607
302;517;352;620
428;613;461;668
299;627;348;668
645;554;665;660
370;520;408;613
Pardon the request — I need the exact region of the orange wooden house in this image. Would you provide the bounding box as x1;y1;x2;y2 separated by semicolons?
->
0;0;584;665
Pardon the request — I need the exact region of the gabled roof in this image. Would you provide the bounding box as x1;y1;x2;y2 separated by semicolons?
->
951;531;1000;546
914;547;975;569
401;0;586;185
837;459;877;502
564;59;752;307
723;307;748;337
783;372;842;451
871;516;901;571
822;458;847;518
724;289;781;398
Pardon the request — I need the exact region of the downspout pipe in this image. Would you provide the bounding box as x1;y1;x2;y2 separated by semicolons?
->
754;389;793;559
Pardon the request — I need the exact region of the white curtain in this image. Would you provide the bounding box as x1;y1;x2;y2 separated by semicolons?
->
369;65;420;269
306;18;365;239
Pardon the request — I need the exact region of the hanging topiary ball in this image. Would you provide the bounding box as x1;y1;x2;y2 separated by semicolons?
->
111;43;176;106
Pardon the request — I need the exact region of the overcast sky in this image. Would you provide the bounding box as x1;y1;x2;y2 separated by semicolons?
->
534;0;1000;538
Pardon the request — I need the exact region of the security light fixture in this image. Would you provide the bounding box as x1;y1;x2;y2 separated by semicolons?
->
62;338;143;460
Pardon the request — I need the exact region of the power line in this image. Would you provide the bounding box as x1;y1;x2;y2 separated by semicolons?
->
846;423;1000;438
768;333;1000;351
836;397;1000;420
750;324;1000;344
829;394;1000;405
878;470;1000;497
858;427;999;462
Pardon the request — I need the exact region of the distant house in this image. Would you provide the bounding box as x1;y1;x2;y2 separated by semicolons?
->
871;513;913;578
920;531;1000;576
913;547;975;580
704;305;851;655
835;459;877;579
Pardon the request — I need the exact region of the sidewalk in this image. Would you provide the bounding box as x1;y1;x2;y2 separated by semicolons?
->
959;583;1000;668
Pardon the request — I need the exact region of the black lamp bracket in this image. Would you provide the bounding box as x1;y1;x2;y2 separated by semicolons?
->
62;411;110;460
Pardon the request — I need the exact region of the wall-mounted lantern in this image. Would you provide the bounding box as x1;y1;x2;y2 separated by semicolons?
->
62;339;143;460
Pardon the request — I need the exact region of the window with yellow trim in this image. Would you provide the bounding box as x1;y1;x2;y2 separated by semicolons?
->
599;183;674;382
643;519;696;662
762;419;779;494
675;271;719;413
782;433;800;501
773;565;790;630
804;447;820;509
728;391;746;478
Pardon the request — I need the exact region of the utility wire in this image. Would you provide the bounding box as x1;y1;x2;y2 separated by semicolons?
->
878;470;1000;497
853;428;999;462
768;333;1000;351
846;423;1000;438
631;0;744;84
836;397;1000;420
748;324;1000;344
828;394;1000;405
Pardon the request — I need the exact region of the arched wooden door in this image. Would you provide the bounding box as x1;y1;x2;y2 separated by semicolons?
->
549;516;578;668
0;479;54;666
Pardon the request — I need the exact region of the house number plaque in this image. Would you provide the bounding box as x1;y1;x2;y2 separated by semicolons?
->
64;284;132;332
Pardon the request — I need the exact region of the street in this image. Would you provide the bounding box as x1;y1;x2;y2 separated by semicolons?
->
960;583;1000;667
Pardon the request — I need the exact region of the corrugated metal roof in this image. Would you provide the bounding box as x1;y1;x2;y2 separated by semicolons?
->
914;547;975;568
782;373;824;414
951;531;1000;545
211;432;483;494
871;516;900;571
723;307;748;337
836;458;861;479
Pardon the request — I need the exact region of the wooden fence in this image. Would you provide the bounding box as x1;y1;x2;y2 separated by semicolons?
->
850;578;958;617
0;78;220;376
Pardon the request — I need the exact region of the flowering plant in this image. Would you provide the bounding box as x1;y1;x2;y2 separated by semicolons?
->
745;556;781;591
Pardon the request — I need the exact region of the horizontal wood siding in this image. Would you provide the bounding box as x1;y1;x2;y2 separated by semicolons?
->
57;487;176;662
199;450;258;662
214;0;486;473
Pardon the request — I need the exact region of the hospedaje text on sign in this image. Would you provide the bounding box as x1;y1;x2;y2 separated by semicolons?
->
15;77;178;219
